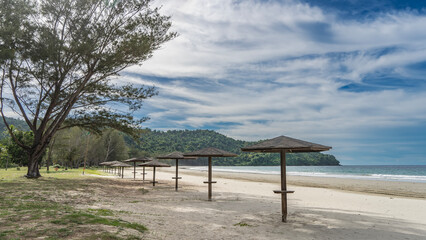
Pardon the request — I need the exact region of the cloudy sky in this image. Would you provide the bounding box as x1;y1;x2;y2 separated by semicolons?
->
122;0;426;165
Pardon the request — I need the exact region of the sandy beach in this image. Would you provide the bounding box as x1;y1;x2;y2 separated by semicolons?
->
88;167;426;240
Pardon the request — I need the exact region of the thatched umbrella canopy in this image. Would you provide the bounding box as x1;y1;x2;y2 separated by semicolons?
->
138;159;171;186
99;161;111;172
157;151;197;191
110;162;132;179
184;147;237;201
241;135;332;222
123;157;152;180
102;161;122;174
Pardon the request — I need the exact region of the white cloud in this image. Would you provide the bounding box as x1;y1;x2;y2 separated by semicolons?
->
119;0;426;163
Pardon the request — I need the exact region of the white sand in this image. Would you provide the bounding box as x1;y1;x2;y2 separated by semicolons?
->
96;167;426;240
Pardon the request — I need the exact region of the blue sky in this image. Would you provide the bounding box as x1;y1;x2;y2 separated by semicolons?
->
120;0;426;165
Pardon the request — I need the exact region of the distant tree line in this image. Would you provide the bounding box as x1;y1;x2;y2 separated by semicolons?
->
0;119;340;168
125;129;340;166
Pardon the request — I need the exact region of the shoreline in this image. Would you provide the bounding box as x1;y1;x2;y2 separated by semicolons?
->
169;167;426;199
183;165;426;183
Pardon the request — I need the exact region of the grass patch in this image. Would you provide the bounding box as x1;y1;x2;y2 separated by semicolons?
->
85;232;141;240
234;222;252;227
0;168;146;239
0;167;108;181
0;230;15;238
51;212;147;233
138;188;149;194
88;208;115;216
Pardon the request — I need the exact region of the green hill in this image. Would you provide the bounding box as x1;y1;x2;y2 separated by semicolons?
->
0;117;30;137
0;117;339;166
126;129;340;166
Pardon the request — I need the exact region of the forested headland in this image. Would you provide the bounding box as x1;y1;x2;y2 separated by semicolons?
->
0;118;339;168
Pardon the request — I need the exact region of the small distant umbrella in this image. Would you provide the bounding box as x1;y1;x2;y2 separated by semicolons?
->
123;157;152;180
138;159;171;186
184;147;237;201
157;151;197;191
110;162;132;179
241;135;331;222
102;161;122;174
99;161;109;171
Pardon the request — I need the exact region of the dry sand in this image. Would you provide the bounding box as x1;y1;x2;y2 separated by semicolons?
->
92;167;426;240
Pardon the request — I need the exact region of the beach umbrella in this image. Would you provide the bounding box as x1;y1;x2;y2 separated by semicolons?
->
157;151;197;191
123;157;153;180
184;147;237;201
99;161;108;171
241;135;332;222
138;159;171;186
110;162;132;178
102;161;122;174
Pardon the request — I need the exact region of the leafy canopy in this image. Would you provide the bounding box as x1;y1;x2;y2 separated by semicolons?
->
0;0;176;151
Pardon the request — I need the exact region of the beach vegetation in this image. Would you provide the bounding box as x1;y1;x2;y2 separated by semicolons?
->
0;0;176;178
0;121;339;168
0;167;147;239
234;221;252;227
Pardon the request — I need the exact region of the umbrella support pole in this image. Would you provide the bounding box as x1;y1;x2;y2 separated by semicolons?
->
133;162;136;180
175;159;179;191
152;167;156;186
208;157;212;201
280;151;288;222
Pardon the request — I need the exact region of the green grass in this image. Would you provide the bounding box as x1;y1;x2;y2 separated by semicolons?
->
138;188;149;194
234;222;252;227
51;212;147;233
88;208;115;216
85;232;141;240
0;167;109;181
0;168;147;239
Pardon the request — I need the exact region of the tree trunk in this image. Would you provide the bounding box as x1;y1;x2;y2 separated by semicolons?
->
26;155;41;178
25;143;49;178
46;137;56;172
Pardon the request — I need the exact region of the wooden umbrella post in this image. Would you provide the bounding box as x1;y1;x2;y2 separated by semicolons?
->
280;150;287;222
175;159;179;191
153;166;156;186
143;167;146;181
208;157;212;201
121;167;124;179
133;162;136;180
272;150;294;222
183;148;236;201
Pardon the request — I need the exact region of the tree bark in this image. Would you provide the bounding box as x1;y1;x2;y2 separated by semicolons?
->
25;143;49;178
46;137;56;172
26;155;41;178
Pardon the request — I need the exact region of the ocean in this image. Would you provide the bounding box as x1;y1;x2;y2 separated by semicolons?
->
187;165;426;183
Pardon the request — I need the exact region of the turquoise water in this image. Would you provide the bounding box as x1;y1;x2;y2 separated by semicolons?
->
187;165;426;183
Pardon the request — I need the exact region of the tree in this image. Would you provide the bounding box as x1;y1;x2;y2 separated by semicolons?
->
0;143;10;169
3;125;34;167
0;0;176;178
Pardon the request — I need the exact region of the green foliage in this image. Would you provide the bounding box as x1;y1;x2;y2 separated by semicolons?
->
0;118;29;134
2;126;33;167
127;129;340;166
0;0;176;177
50;127;128;168
0;118;339;167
